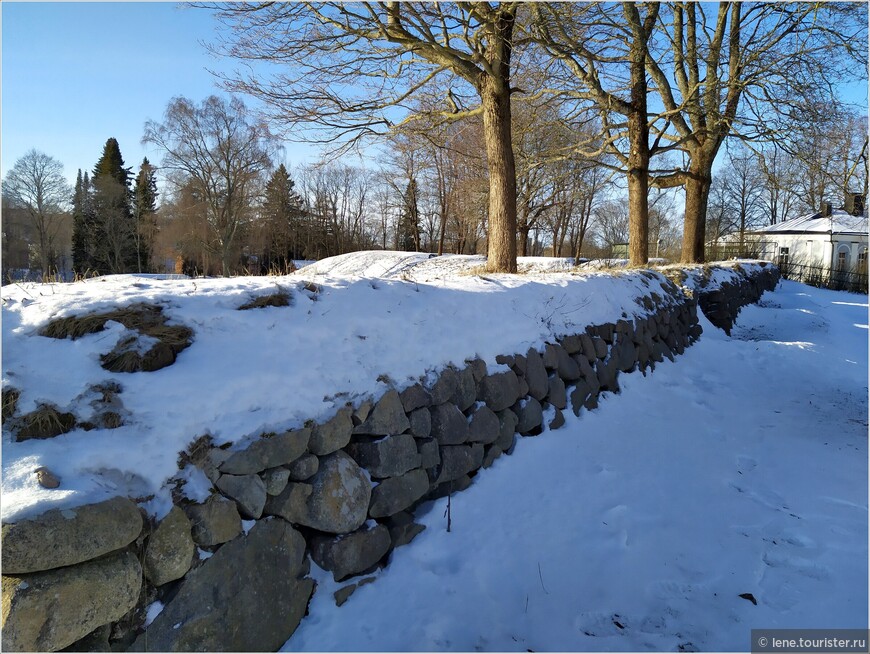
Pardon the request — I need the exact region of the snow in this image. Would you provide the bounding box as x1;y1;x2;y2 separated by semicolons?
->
660;260;773;293
2;251;865;651
144;601;165;628
285;280;868;652
753;209;868;235
2;252;680;522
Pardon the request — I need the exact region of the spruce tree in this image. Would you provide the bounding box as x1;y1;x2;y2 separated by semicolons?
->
91;138;136;273
132;158;159;272
262;164;304;269
71;169;88;273
397;179;420;252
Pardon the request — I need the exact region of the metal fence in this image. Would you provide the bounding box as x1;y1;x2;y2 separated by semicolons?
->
778;260;868;294
705;246;760;261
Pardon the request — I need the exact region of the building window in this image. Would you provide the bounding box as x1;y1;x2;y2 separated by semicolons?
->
836;245;851;271
778;247;790;268
858;248;868;275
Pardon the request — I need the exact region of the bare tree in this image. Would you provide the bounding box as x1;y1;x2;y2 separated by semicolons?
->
645;2;867;262
595;200;631;255
209;1;523;272
143;95;276;275
755;144;801;225
531;2;665;266
3;149;71;277
726;150;765;249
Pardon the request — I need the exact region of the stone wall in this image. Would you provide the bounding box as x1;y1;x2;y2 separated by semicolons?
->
0;265;775;652
666;261;781;335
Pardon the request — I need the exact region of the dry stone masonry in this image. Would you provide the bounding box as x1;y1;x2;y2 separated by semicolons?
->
0;264;779;652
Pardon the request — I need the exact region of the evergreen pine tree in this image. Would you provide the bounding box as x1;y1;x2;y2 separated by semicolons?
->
132;158;159;272
91;138;136;273
397;178;420;252
71;169;89;273
262;164;305;269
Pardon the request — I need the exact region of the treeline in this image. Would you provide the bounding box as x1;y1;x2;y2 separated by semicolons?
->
3;2;867;280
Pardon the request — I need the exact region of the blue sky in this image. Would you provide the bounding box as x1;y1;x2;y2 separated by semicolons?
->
1;1;319;185
2;2;867;190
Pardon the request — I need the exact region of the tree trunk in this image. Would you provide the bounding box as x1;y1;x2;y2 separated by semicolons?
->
480;79;518;273
626;118;649;265
438;205;447;256
627;41;649;266
519;225;530;257
681;161;712;263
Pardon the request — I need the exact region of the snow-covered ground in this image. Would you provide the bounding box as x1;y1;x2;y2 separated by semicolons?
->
286;280;868;652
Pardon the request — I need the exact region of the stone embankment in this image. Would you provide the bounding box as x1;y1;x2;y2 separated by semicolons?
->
0;263;778;652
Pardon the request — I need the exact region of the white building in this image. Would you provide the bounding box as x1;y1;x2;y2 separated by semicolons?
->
749;202;868;277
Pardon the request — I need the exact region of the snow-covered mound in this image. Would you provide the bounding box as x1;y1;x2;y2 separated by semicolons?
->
2;261;679;522
300;250;433;278
301;250;577;279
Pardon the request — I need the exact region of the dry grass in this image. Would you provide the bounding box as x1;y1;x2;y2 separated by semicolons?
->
40;303;165;339
238;290;292;310
16;403;77;442
2;387;20;423
42;303;193;373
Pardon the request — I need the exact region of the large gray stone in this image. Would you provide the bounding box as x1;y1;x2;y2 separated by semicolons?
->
309;408;353;456
348;433;421;478
555;345;581;381
569;381;592;417
478;370;521;412
524;349;549;400
482;443;503;468
191;446;232;483
215;473;267;519
596;356;620;392
353;390;411;436
185;495;241;546
429;402;469;445
417;439;441;469
542;343;560;369
408;407;432;438
286;452;319;481
1;496;142;574
429;368;459;405
144;506;195;587
465;358;487;383
451;366;478;412
434;446;478;485
427;474;473;500
466;405;500;444
514;397;544;434
133;519;312;652
263;482;312;524
311;524;391;582
399;384;431;413
368;469;429;518
549;408;566;430
560;334;583;354
1;551;141;652
261;467;291;496
219;429;310;475
579;333;597;362
592;336;608;359
304;451;371;534
547;375;567;410
495;409;518;453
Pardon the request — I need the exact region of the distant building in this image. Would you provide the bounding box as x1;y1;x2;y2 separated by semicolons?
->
746;193;868;291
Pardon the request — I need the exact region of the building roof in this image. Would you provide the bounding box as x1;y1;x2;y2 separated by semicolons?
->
752;209;868;236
